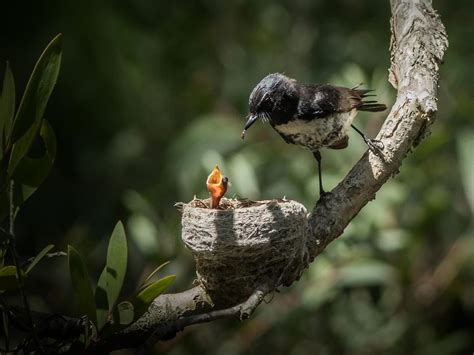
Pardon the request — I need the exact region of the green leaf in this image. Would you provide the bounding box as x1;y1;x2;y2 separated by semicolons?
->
95;221;128;330
101;300;135;335
129;275;175;321
8;116;41;178
68;245;97;326
142;261;170;285
9;119;57;186
0;180;38;223
7;33;62;173
117;301;134;325
0;265;25;291
25;244;54;274
0;62;15;160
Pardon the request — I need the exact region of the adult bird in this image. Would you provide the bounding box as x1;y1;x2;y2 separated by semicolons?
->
241;73;387;196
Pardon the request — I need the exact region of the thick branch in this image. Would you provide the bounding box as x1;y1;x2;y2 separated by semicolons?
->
305;0;448;261
89;286;213;353
6;1;448;352
83;2;451;345
134;287;268;355
89;285;269;353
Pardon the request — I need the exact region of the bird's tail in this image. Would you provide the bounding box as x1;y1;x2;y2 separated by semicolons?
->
354;89;387;112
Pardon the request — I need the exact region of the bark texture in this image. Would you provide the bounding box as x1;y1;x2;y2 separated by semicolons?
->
7;1;448;353
305;0;448;261
95;2;449;350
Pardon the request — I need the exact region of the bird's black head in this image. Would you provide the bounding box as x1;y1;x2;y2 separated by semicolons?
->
241;73;299;139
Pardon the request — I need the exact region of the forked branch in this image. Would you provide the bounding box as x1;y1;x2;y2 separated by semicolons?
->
6;1;448;353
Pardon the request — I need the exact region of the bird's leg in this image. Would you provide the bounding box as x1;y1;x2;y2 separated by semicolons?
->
351;125;384;153
312;150;326;197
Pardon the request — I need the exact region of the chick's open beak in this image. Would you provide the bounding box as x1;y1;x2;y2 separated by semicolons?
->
241;114;259;140
206;165;228;208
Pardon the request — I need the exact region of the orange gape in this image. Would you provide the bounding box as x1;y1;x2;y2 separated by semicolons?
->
206;165;228;208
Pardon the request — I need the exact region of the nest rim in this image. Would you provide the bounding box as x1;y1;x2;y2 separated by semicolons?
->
176;197;295;212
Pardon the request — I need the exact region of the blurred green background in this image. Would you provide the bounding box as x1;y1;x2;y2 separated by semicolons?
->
1;0;473;354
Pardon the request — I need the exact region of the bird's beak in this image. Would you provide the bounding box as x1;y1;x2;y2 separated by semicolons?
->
241;114;259;140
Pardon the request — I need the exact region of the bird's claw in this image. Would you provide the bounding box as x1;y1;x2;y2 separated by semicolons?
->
365;138;384;155
318;190;332;202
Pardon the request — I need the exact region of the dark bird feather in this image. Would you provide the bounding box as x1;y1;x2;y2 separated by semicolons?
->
242;73;388;196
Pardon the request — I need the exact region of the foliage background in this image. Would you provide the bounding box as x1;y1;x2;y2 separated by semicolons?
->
1;0;472;354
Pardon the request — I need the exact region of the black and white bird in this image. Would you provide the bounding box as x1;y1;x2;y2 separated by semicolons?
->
241;73;387;196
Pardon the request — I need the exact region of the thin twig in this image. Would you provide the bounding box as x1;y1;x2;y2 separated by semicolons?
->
8;180;42;351
135;287;268;355
21;251;67;268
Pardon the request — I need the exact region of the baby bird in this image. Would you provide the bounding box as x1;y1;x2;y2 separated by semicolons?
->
206;165;229;208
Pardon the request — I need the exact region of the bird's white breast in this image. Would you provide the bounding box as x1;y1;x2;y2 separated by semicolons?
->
274;109;357;151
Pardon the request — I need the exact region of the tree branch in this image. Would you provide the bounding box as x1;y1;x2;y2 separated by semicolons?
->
135;286;268;355
5;0;448;352
305;0;448;261
127;0;448;348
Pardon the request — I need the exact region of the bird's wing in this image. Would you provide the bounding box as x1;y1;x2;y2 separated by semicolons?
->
296;84;353;120
296;84;385;120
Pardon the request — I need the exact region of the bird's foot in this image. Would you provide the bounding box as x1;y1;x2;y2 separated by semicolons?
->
365;137;384;155
318;190;332;203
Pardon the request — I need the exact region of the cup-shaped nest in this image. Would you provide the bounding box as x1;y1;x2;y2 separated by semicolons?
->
179;197;308;306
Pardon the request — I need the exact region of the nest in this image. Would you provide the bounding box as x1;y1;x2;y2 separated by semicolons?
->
179;197;308;306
